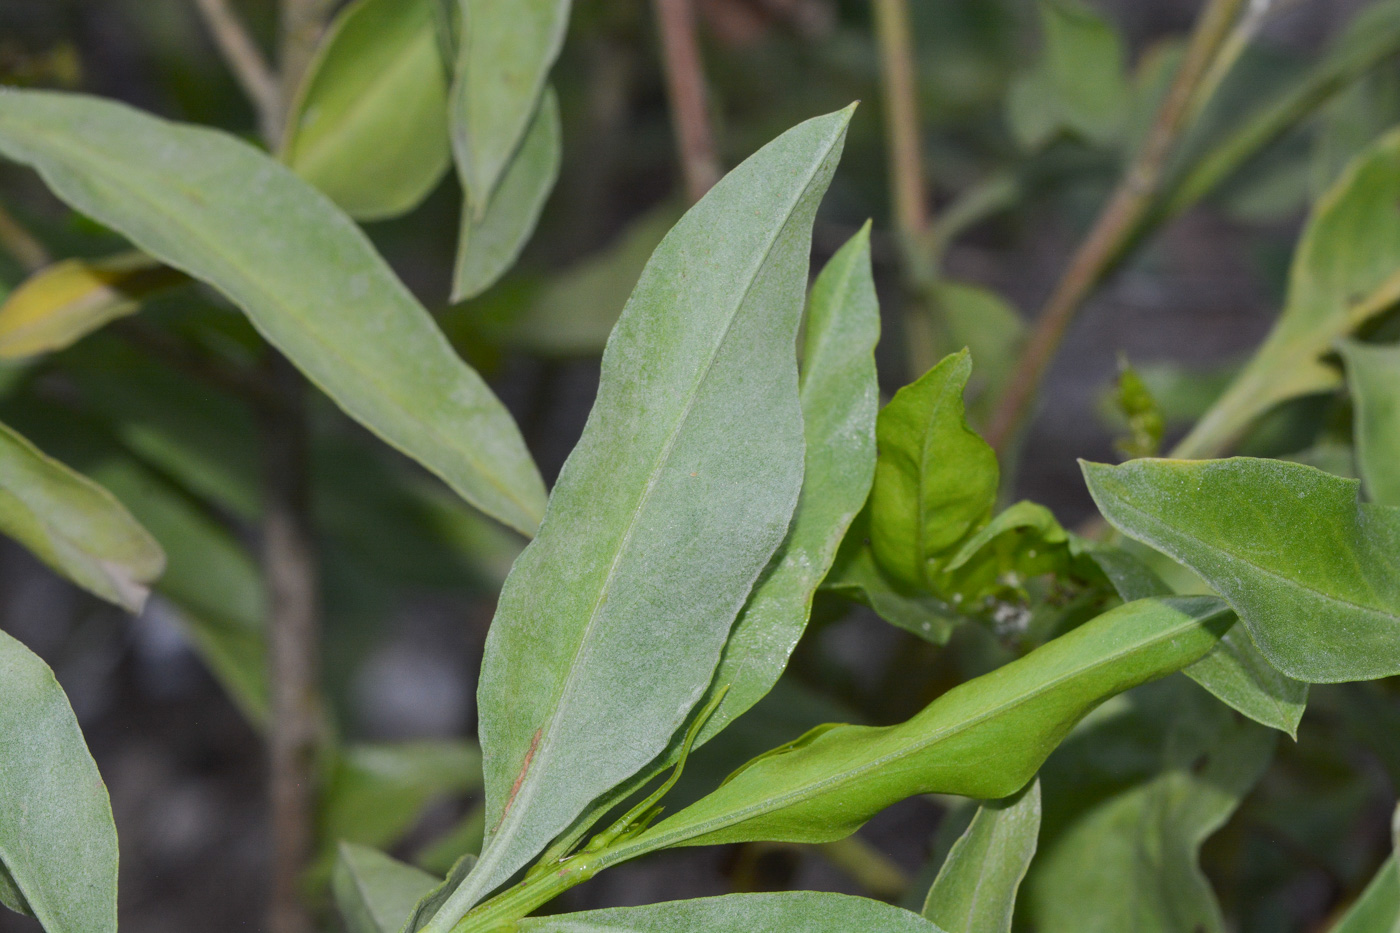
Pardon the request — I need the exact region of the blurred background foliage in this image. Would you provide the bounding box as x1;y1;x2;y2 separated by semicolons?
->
0;0;1398;930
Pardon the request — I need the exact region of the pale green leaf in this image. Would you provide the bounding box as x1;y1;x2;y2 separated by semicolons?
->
0;862;29;917
934;281;1023;418
1341;339;1400;507
283;0;451;220
418;108;855;931
0;90;547;535
1176;129;1400;458
1026;704;1274;933
517;892;948;933
452;0;570;212
1083;457;1400;682
628;596;1232;850
451;87;560;302
922;779;1040;933
0;251;183;359
0;418;164;611
870;349;998;591
0;629;118;933
334;843;441;933
1005;0;1128;150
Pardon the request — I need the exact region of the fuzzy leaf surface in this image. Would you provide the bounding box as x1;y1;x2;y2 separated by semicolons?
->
0;90;546;534
517;892;948;932
1341;339;1400;507
334;844;441;933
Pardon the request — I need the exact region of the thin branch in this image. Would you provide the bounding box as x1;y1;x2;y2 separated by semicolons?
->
0;200;49;272
191;0;283;145
652;0;722;204
872;0;930;251
984;0;1250;454
261;355;324;933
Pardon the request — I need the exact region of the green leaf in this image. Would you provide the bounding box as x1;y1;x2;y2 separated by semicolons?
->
870;349;998;591
1025;704;1274;933
933;280;1023;419
334;843;441;933
1341;340;1400;507
825;516;962;645
0;629;118;933
283;0;451;220
629;596;1232;851
1332;806;1400;933
1083;457;1400;682
0;252;184;359
922;779;1040;933
419;107;854;931
1005;0;1129;150
0;417;164;611
451;86;560;302
515;892;949;932
0;90;547;535
451;0;570;212
1176;128;1400;458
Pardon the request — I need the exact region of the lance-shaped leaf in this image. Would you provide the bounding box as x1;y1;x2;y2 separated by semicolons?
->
0;90;546;535
1083;457;1400;682
283;0;451;220
1025;706;1274;933
922;779;1040;933
517;892;949;932
420;108;854;930
1175;129;1400;458
0;418;163;611
451;0;570;212
0;252;183;359
628;596;1232;851
0;629;118;933
1341;340;1400;507
451;87;560;302
1091;543;1307;737
334;844;440;933
870;349;998;591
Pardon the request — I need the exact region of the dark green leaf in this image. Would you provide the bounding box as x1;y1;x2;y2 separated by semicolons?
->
0;629;118;933
0;90;547;535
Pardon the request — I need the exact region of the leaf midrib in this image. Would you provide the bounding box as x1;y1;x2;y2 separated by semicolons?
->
2;111;541;529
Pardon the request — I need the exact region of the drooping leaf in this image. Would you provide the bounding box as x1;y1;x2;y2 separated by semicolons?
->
922;779;1040;933
1175;129;1400;458
516;892;948;933
283;0;451;220
628;596;1232;851
450;0;570;212
1005;0;1129;150
870;349;998;591
0;252;184;359
0;629;118;933
0;417;164;611
334;843;441;933
451;87;560;302
418;108;854;930
1025;698;1275;933
1083;457;1400;682
1340;339;1400;507
0;90;547;535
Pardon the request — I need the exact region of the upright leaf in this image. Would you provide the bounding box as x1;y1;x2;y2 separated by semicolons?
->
283;0;451;220
1176;129;1400;457
451;0;570;212
870;349;998;591
334;844;440;933
1084;457;1400;682
423;108;854;929
1341;339;1400;507
922;779;1040;933
0;91;546;534
451;87;560;302
0;252;183;359
628;597;1232;850
516;893;948;932
0;418;163;611
0;630;118;933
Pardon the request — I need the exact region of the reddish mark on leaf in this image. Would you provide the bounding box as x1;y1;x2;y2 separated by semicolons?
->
495;728;543;831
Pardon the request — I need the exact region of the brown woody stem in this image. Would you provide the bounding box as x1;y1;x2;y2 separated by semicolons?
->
652;0;722;204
